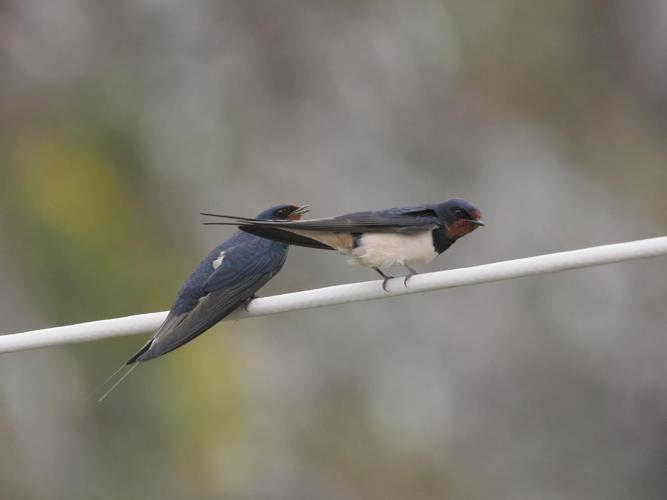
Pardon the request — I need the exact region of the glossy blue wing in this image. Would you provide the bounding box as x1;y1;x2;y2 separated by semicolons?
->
130;236;287;362
236;206;441;233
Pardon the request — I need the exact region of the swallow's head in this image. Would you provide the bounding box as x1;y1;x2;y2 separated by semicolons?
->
257;204;310;221
437;199;484;240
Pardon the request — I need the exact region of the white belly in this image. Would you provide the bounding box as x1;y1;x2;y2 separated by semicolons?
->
347;231;437;269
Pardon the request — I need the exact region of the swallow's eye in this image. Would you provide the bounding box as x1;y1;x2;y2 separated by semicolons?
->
454;208;468;218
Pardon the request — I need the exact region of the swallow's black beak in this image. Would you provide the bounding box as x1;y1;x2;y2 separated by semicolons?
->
466;219;485;227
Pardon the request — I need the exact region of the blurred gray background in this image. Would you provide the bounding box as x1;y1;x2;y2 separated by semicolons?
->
1;1;666;499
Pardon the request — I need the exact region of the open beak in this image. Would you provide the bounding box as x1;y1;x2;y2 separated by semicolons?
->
287;204;310;220
292;204;310;216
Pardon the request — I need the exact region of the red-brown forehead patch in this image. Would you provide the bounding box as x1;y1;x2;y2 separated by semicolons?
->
446;219;482;240
470;209;483;221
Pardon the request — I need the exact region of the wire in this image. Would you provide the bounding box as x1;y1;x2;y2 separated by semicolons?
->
1;236;666;355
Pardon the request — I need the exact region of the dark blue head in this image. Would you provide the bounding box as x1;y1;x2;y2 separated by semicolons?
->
256;204;310;221
435;199;484;240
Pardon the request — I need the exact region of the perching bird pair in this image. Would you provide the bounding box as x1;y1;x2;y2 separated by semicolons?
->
130;199;484;364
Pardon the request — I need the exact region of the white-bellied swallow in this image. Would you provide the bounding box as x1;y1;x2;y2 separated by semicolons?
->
126;204;309;364
201;199;483;290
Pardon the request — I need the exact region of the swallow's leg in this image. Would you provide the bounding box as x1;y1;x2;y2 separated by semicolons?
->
403;266;418;286
374;268;394;292
243;294;259;312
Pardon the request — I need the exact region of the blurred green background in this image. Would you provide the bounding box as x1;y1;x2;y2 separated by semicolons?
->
1;1;666;499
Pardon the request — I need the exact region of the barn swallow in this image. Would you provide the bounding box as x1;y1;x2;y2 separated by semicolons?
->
201;199;483;291
127;203;308;364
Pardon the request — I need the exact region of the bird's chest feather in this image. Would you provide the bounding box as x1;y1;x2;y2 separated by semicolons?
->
350;231;437;268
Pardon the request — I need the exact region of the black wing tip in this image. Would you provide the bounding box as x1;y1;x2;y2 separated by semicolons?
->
200;212;260;222
126;341;153;364
239;226;336;250
202;222;241;226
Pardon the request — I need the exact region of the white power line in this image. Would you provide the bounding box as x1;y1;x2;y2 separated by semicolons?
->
1;236;666;355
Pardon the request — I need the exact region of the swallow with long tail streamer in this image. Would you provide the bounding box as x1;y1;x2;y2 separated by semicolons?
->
201;199;483;291
97;204;308;401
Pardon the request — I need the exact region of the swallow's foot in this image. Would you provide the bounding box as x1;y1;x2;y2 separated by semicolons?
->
243;295;258;312
374;268;394;292
403;266;418;286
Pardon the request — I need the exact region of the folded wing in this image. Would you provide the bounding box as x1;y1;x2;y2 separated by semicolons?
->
128;241;286;363
202;206;441;251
